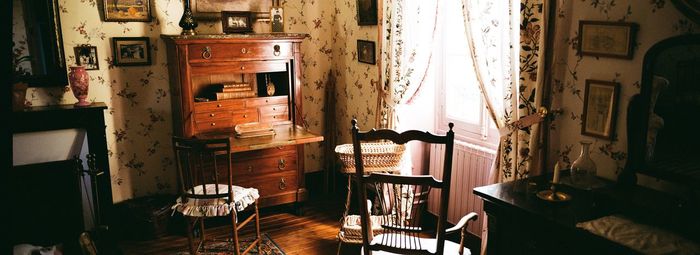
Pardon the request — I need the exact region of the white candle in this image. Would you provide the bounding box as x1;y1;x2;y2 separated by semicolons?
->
552;162;561;184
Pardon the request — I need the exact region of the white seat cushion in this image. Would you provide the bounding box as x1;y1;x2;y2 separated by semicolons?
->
360;233;470;255
172;184;259;217
577;215;700;255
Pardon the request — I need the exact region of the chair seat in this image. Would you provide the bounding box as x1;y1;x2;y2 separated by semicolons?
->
339;215;392;244
172;184;259;217
360;234;470;255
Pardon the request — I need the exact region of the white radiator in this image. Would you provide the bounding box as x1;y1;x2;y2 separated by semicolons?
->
428;141;496;237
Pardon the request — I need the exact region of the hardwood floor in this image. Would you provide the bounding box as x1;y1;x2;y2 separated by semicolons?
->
118;198;360;255
118;194;480;255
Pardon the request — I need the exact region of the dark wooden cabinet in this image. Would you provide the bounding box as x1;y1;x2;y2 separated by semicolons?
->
162;34;323;209
474;176;639;255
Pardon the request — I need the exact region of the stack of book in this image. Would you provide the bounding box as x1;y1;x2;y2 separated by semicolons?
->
234;122;275;138
215;82;256;100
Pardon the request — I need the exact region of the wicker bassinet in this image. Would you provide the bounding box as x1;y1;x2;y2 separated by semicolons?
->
334;142;405;174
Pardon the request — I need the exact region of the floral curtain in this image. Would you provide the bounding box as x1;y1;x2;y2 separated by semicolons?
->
378;0;439;128
460;0;549;183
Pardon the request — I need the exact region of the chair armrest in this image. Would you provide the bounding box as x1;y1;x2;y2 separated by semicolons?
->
445;212;478;235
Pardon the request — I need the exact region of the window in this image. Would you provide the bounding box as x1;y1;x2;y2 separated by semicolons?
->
434;0;509;148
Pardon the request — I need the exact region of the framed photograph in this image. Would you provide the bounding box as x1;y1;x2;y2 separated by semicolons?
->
191;0;271;20
222;11;253;33
112;37;151;66
357;0;378;25
103;0;151;22
74;44;99;70
270;6;284;32
582;79;620;140
357;40;376;65
578;21;638;59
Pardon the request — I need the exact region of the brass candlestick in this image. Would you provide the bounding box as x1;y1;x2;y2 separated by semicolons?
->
537;183;571;202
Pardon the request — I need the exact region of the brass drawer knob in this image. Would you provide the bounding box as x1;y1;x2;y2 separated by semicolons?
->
210;123;216;126
279;178;287;190
247;165;253;173
202;46;212;59
273;45;281;56
278;159;286;170
217;104;222;108
209;113;215;117
241;66;246;70
243;114;247;118
241;47;247;54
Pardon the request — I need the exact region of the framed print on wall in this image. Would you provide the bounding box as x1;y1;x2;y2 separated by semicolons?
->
103;0;152;22
112;37;151;66
190;0;271;20
357;0;378;25
74;44;99;70
581;79;620;140
357;40;376;65
270;6;284;32
578;21;638;59
221;11;253;33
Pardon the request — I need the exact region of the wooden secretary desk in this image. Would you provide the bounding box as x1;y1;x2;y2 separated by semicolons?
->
162;33;323;211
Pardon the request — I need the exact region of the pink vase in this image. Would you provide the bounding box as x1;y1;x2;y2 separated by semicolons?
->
69;66;91;107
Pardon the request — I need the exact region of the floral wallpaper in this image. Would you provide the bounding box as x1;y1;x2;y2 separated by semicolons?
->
17;0;377;202
550;0;694;181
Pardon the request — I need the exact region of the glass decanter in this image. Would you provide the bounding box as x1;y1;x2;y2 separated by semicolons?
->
570;141;597;188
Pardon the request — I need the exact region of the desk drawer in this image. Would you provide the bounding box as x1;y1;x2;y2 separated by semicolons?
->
194;111;232;122
195;119;232;132
232;153;297;177
188;42;293;62
246;96;287;108
194;100;245;112
231;109;259;124
236;172;298;198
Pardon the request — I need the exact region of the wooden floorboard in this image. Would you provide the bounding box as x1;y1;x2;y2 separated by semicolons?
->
117;195;480;254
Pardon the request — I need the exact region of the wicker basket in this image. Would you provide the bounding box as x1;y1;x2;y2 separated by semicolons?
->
335;142;405;173
338;215;391;244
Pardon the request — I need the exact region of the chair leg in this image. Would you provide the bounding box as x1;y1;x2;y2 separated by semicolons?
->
254;202;262;253
186;217;198;255
336;240;342;255
232;211;241;255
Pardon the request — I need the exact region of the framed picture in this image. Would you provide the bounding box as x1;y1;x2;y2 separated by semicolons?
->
191;0;271;20
74;44;99;70
112;37;151;66
103;0;151;22
582;79;620;140
357;0;378;25
222;11;253;33
578;21;638;59
270;6;284;32
357;40;376;65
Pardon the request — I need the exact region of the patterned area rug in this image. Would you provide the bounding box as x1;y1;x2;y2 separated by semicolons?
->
173;233;285;255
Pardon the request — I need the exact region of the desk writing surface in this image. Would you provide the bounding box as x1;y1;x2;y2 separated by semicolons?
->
196;123;324;152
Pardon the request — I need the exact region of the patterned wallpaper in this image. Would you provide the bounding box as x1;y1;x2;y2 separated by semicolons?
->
16;0;378;202
550;0;695;181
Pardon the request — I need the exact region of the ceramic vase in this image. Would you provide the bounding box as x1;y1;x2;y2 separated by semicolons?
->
69;66;91;107
571;141;597;187
179;0;197;35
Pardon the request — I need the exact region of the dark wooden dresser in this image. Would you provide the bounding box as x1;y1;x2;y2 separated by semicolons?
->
474;175;638;255
162;34;323;210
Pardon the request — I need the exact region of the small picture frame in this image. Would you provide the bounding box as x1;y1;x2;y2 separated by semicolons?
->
222;11;253;34
270;6;284;32
74;44;99;70
103;0;151;22
112;37;151;66
357;0;378;25
582;79;620;140
578;21;638;59
357;40;376;65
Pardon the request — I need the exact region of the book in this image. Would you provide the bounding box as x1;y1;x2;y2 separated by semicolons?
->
216;90;257;100
221;82;251;88
222;86;253;92
234;122;275;138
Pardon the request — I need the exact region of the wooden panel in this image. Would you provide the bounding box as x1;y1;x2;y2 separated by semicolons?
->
246;96;288;108
194;100;245;112
187;42;293;62
259;112;289;123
